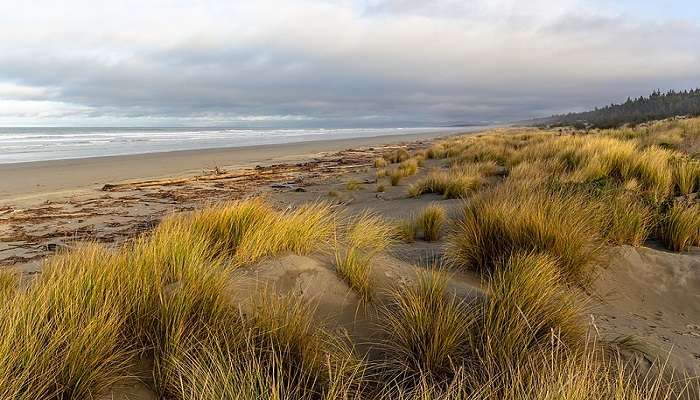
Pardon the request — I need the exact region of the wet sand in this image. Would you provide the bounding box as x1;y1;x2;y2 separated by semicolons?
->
0;129;472;203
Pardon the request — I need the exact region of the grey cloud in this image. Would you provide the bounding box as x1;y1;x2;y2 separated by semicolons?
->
0;0;698;126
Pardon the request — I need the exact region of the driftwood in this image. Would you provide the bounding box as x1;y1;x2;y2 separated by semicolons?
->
101;162;372;192
2;212;99;222
101;170;261;191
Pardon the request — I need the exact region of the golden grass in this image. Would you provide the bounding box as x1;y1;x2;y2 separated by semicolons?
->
378;268;471;388
385;148;411;163
385;349;698;400
672;158;700;195
0;268;19;302
388;158;422;186
183;199;335;267
598;191;655;246
476;253;586;364
513;135;678;201
398;158;419;176
657;201;700;252
376;184;386;192
396;216;417;243
446;185;603;282
416;203;446;242
0;245;137;399
0;199;341;399
373;254;664;400
163;292;362;400
334;213;394;300
632;146;674;200
408;168;485;199
346;180;362;190
374;157;389;168
389;169;404;186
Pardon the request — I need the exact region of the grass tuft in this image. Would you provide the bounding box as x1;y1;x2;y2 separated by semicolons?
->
672;158;700;195
396;216;418;243
416;203;446;242
390;169;404;186
657;201;700;252
160;291;362;400
0;268;19;302
184;199;335;267
334;213;394;299
374;157;389;168
385;148;411;163
0;245;137;399
398;158;419;176
346;180;362;191
446;185;603;283
598;191;655;246
476;253;586;364
409;168;485;199
378;268;471;388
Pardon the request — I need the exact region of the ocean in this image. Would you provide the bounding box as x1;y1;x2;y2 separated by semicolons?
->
0;126;475;164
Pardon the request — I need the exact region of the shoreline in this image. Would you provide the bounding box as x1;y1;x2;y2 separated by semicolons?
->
0;128;484;203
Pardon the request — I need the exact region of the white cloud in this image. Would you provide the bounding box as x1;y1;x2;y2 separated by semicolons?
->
0;0;697;125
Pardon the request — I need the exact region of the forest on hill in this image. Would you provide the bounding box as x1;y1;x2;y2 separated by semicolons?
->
536;89;700;128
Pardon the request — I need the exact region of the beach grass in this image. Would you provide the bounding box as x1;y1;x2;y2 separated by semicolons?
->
3;119;700;399
396;216;418;243
416;203;446;242
446;185;603;282
657;201;700;252
385;148;411;164
334;212;394;300
378;268;471;388
408;168;485;199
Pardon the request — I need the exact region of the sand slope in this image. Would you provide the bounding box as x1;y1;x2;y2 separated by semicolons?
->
593;245;700;373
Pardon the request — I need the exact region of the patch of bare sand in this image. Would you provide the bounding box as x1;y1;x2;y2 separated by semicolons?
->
592;245;700;373
230;253;483;357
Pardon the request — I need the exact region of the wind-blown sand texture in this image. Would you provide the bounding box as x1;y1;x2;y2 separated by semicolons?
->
0;121;698;399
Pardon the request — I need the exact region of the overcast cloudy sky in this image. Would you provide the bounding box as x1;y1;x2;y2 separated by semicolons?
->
0;0;698;127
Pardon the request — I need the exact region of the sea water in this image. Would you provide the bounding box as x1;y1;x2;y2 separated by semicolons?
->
0;126;478;164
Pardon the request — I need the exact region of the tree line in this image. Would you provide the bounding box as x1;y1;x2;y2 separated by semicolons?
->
536;89;700;128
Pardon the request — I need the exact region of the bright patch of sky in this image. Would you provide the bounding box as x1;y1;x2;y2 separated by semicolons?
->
0;0;698;126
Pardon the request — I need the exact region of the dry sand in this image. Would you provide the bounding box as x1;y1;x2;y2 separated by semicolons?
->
0;130;464;203
0;128;698;400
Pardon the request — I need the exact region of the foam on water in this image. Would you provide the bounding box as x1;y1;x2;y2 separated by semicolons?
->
0;126;477;164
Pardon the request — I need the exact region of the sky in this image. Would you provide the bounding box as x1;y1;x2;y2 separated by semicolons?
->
0;0;698;127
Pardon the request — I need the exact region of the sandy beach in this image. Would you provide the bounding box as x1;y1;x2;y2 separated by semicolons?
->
0;129;475;274
0;129;470;203
1;122;699;399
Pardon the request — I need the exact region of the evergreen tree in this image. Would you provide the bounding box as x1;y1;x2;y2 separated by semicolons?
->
539;89;700;128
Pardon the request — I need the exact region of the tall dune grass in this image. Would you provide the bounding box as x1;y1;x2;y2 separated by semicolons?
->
161;292;363;400
378;269;472;389
597;191;655;246
385;148;411;163
0;199;339;400
657;201;700;252
0;246;137;399
334;212;394;300
0;268;19;302
446;185;603;282
474;253;585;367
373;254;699;400
672;158;700;195
408;168;485;199
184;199;335;267
416;203;446;242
